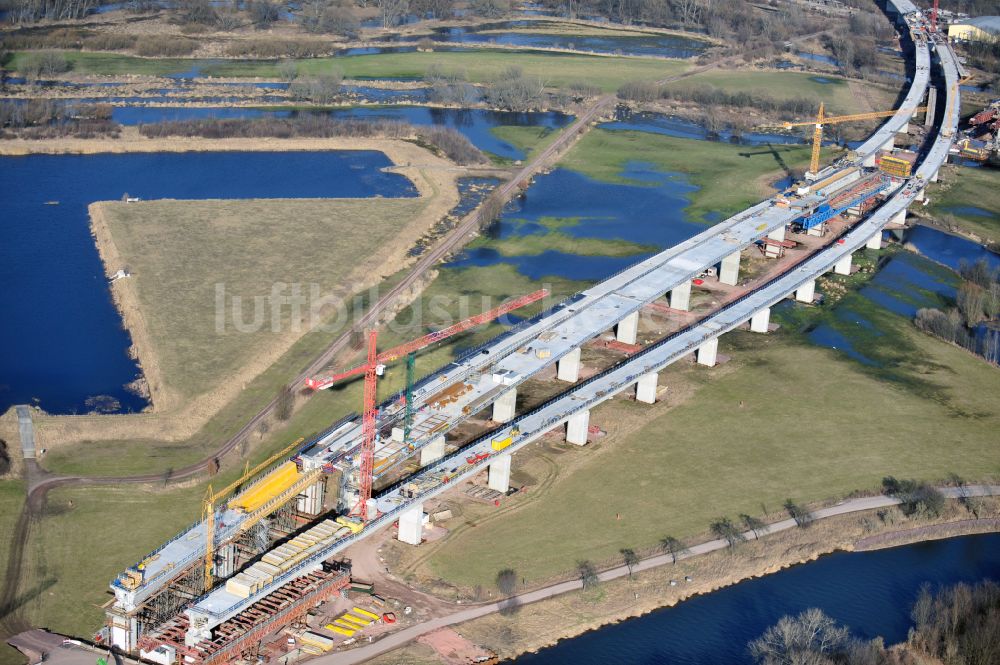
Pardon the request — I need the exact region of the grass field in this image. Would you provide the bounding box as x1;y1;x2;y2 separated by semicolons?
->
418;322;1000;588
560;128;836;222
23;484;202;640
490;125;565;164
925;165;1000;242
0;479;26;590
7;50;684;91
661;69;878;116
97;196;429;403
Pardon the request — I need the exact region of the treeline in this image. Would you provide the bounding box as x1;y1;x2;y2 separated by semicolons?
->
0;99;119;138
749;581;1000;665
3;0;97;23
914;258;1000;365
137;116;487;165
619;80;815;119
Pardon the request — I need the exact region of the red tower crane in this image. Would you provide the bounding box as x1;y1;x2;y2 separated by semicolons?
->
305;288;550;391
930;0;939;32
309;288;550;522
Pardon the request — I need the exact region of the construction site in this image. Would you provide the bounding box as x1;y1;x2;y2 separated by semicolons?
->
84;0;968;661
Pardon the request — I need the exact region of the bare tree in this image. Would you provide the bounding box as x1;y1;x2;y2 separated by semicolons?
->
740;513;767;540
749;608;850;664
783;499;812;527
577;560;599;589
495;568;517;596
620;548;639;577
275;385;294;421
660;536;688;564
711;517;746;548
377;0;409;27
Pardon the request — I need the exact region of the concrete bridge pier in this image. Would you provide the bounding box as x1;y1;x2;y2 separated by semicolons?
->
397;503;424;545
635;371;658;404
214;544;237;579
866;232;883;250
750;307;771;333
488;453;512;493
834;253;853;276
719;250;741;286
889;208;907;226
924;87;937;128
420;435;446;466
768;226;787;242
669;280;692;311
796;279;816;303
493;388;517;423
557;347;581;382
566;409;590;445
616;311;639;345
697;338;718;367
296;480;326;515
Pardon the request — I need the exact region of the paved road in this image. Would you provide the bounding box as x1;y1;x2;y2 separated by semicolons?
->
313;486;1000;665
15;406;34;459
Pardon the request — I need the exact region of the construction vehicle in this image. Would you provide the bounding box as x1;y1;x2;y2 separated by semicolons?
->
782;103;927;176
491;428;520;452
876;150;918;178
306;291;548;523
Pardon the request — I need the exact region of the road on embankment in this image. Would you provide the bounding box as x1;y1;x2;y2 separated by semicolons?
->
313;486;1000;665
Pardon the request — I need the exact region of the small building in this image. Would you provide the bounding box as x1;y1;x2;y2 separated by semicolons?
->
948;16;1000;43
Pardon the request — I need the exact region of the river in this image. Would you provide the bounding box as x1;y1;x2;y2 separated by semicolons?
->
509;532;1000;664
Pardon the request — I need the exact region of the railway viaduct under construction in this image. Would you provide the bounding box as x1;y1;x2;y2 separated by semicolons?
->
104;1;964;661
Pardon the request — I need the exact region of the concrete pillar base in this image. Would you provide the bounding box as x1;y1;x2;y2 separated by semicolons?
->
697;338;718;367
750;307;770;333
566;410;590;445
557;347;581;383
635;371;658;404
419;435;446;467
834;253;852;276
492;388;517;423
397;503;424;545
889;208;907;226
719;250;740;286
866;232;882;250
796;279;816;303
807;224;825;237
670;280;692;311
488;453;512;493
616;311;639;345
768;226;787;243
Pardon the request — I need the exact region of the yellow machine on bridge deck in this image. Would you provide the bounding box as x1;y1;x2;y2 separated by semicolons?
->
229;461;303;513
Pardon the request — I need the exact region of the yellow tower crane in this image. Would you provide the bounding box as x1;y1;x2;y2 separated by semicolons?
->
202;437;304;591
783;103;927;176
